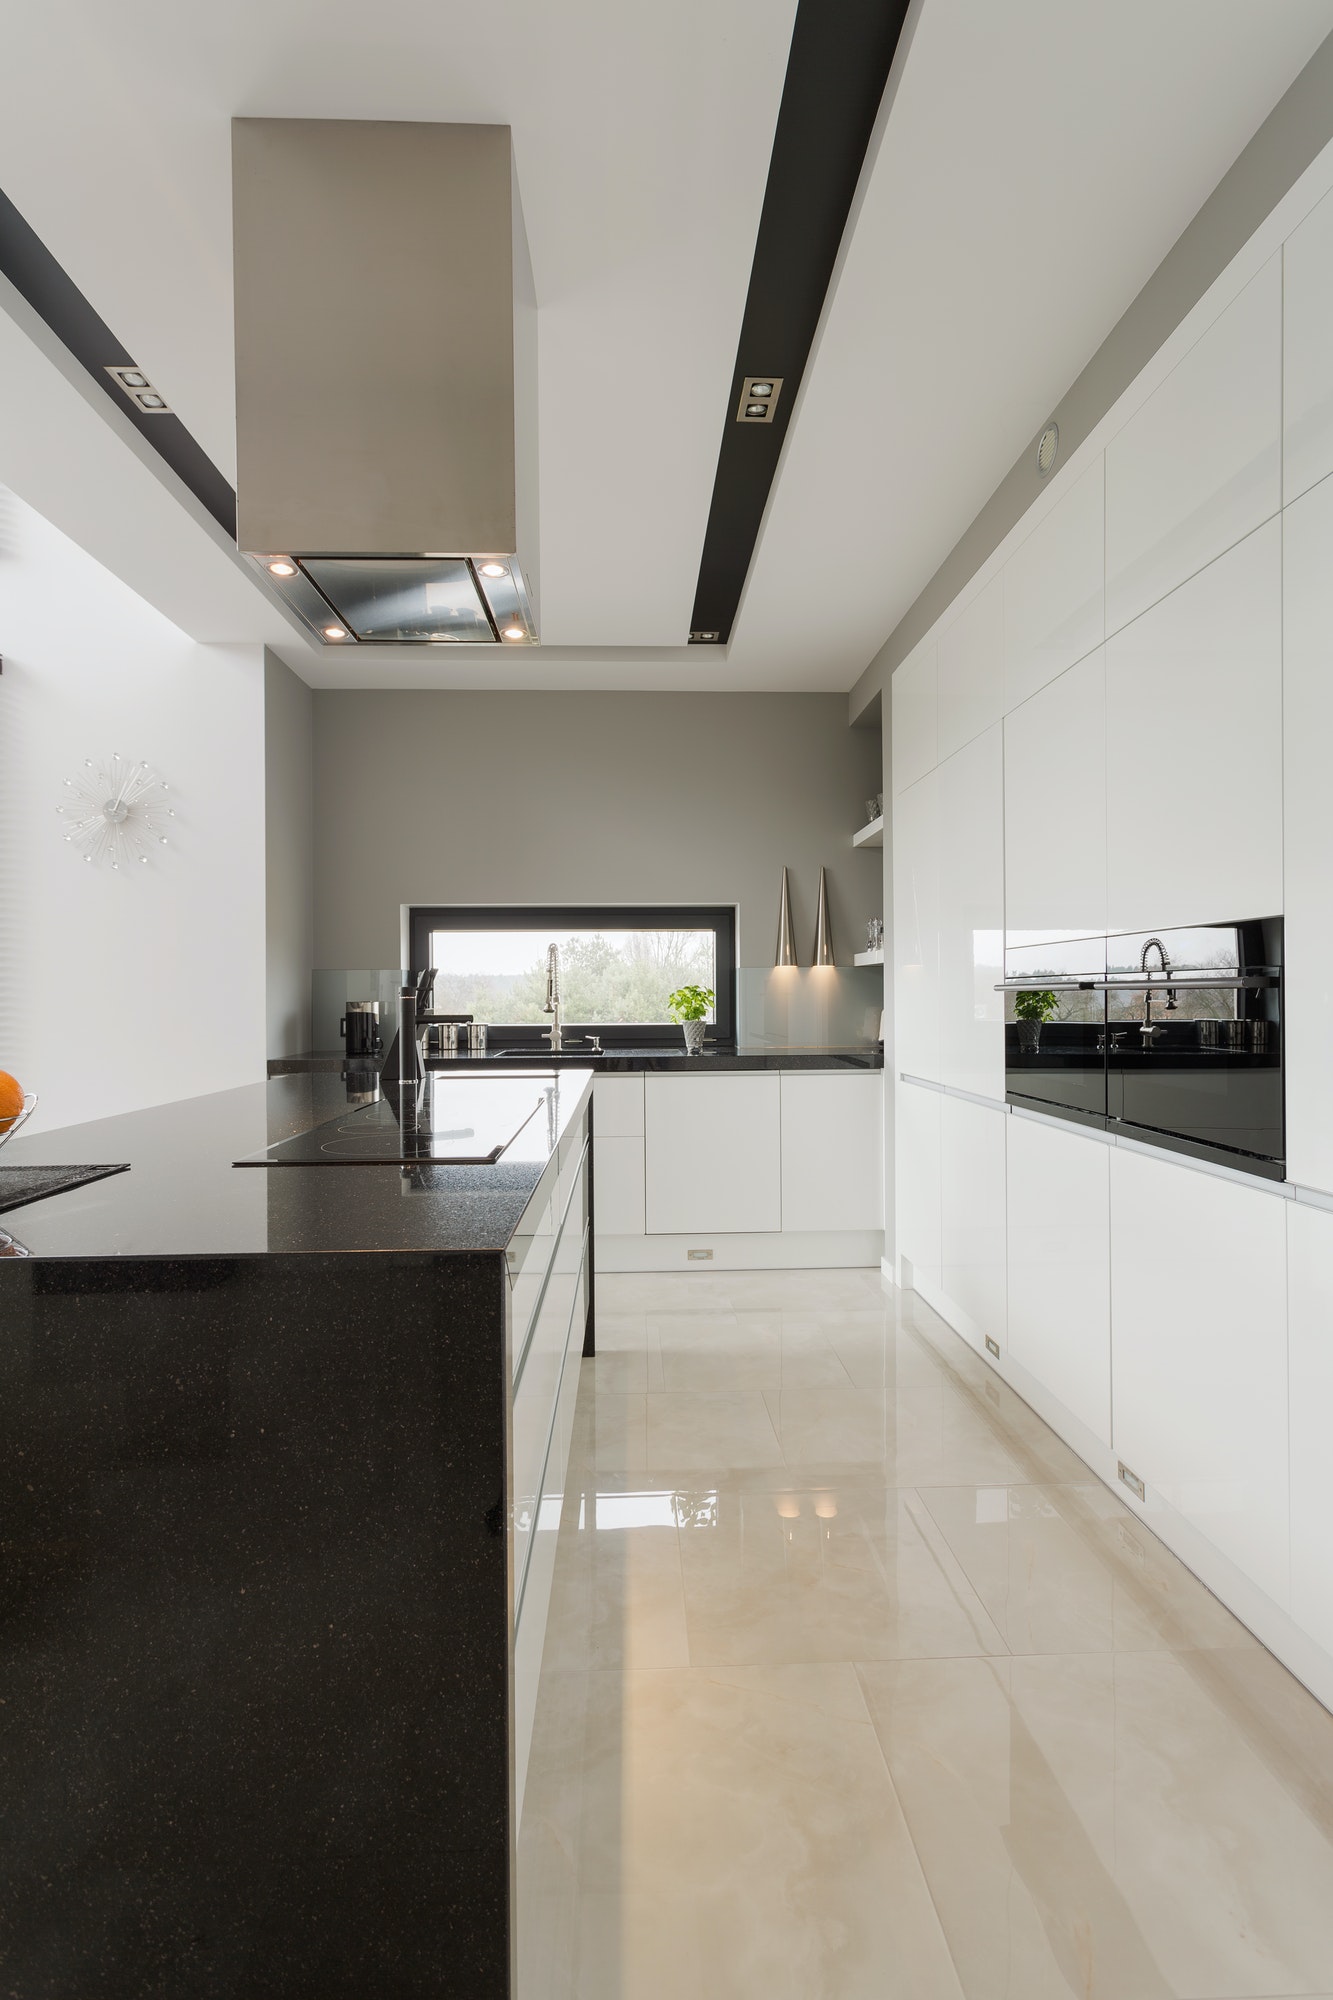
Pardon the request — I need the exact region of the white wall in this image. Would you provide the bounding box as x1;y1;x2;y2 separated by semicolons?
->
264;649;314;1060
0;485;267;1131
890;155;1333;1712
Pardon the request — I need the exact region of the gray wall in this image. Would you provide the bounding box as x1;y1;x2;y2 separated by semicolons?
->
311;691;881;969
264;648;314;1056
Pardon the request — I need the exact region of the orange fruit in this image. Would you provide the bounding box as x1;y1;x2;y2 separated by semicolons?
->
0;1072;24;1134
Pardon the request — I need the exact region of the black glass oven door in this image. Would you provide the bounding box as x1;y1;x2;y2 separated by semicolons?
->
1002;938;1107;1127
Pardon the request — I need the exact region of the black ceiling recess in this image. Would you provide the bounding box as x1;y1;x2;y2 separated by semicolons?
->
688;0;910;646
0;186;236;538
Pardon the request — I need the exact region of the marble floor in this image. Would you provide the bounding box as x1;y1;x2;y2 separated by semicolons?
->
516;1268;1333;2000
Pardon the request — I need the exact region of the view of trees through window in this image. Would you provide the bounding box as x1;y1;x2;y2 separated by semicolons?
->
428;929;716;1026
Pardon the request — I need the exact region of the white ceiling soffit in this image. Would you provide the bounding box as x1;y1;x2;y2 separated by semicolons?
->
727;0;1333;692
0;0;795;666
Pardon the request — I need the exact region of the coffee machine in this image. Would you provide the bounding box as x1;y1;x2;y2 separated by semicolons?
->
340;1000;382;1059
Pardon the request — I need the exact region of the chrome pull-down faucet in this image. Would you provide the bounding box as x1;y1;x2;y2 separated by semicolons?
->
1139;936;1179;1042
543;943;563;1052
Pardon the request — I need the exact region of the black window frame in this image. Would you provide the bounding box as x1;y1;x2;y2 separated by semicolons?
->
408;903;738;1049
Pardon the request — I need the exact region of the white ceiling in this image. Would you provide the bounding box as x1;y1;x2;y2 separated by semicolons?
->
0;0;1330;692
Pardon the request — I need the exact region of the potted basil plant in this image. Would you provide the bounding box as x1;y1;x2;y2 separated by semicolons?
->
667;984;714;1056
1014;988;1058;1054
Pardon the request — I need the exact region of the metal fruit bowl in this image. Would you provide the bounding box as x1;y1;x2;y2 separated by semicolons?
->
0;1093;37;1153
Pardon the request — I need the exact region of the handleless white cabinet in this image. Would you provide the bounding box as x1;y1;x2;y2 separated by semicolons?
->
1003;650;1107;947
1288;1200;1333;1655
895;1080;941;1295
1006;1111;1111;1444
936;574;1003;762
891;637;937;794
893;767;941;1083
939;1093;1007;1354
1104;519;1282;937
1105;255;1281;635
1281;474;1333;1196
1109;1146;1289;1609
1283;183;1333;506
937;726;1004;1101
592;1076;646;1239
780;1073;883;1233
1003;457;1105;711
644;1074;782;1235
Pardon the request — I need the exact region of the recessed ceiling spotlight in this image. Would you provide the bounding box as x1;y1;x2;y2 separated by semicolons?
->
502;625;525;640
689;629;722;643
1036;421;1059;478
323;625;348;640
268;559;297;577
104;362;173;414
736;374;782;423
479;562;506;578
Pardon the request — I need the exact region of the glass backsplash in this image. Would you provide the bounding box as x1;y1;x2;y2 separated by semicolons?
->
312;965;884;1053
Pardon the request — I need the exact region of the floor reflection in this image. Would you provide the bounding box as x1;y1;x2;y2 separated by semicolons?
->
516;1268;1333;2000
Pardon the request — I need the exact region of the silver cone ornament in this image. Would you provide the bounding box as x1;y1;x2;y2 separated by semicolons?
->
775;867;798;967
812;867;835;966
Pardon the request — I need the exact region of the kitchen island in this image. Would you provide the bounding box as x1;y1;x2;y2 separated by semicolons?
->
0;1068;593;1998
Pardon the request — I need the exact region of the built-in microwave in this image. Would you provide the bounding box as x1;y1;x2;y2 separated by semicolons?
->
1001;918;1284;1180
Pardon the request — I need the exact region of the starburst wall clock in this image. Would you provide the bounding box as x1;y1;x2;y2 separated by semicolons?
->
56;753;175;869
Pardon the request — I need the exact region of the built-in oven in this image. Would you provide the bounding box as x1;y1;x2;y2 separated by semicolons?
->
1002;918;1284;1180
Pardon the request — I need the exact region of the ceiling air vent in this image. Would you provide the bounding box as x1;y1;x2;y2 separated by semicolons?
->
736;375;783;424
1036;421;1059;477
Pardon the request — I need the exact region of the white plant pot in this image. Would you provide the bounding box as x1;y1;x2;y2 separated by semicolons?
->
681;1020;705;1056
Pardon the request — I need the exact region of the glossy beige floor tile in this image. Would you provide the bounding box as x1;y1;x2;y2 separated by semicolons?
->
520;1266;1333;2000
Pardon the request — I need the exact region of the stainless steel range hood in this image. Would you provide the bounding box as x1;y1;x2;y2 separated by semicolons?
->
232;119;539;646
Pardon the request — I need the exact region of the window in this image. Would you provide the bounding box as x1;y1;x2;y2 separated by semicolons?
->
407;904;737;1045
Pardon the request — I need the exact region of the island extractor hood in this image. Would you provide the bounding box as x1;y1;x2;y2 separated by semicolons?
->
232;118;538;646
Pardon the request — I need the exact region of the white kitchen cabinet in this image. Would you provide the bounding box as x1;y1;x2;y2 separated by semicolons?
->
940;1093;1006;1352
936;574;1003;762
892;767;940;1083
595;1133;646;1236
1283;182;1333;506
1281;475;1333;1195
644;1074;782;1235
1109;1146;1289;1607
780;1073;883;1232
1287;1201;1333;1655
1105;254;1281;635
937;726;1004;1101
1104;519;1282;937
895;1080;941;1295
1003;650;1106;946
891;636;937;793
1006;1112;1111;1444
594;1074;644;1136
1003;457;1105;711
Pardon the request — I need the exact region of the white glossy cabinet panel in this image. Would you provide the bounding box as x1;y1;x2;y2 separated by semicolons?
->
1110;1147;1289;1607
937;727;1004;1101
1004;651;1106;946
1281;476;1333;1194
1105;520;1281;936
595;1133;646;1236
644;1075;781;1235
1006;1113;1111;1444
1105;257;1281;635
895;1081;941;1295
892;768;940;1083
891;637;937;793
1287;1201;1333;1654
1003;458;1105;710
940;1094;1006;1353
937;574;1003;762
594;1075;644;1137
1283;184;1333;505
780;1073;883;1233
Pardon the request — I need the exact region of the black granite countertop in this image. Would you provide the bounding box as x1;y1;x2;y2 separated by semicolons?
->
270;1045;884;1077
0;1069;592;1261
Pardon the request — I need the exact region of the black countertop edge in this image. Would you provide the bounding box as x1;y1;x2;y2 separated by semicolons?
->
269;1047;885;1077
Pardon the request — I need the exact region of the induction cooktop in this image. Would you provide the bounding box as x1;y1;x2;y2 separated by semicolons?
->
235;1078;548;1167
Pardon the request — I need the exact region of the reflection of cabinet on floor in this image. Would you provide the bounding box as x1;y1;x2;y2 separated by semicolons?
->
593;1071;883;1271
